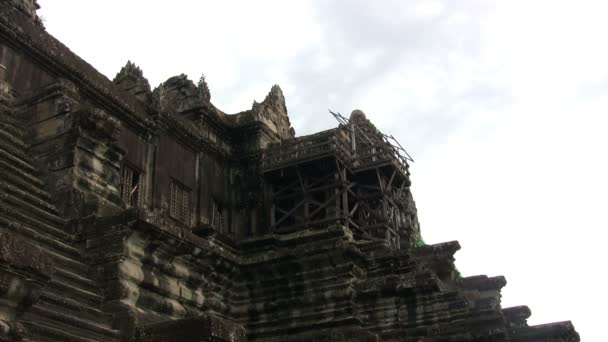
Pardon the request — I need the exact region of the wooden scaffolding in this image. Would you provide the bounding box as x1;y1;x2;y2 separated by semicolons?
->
260;110;413;249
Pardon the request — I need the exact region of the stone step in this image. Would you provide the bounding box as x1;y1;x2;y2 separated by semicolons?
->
0;140;39;176
0;157;45;188
39;290;112;324
0;186;61;227
44;249;89;275
0;168;52;202
20;319;116;342
0;204;76;251
0;128;29;157
46;278;104;308
1;204;71;244
2;187;63;227
22;304;119;342
0;215;80;260
53;265;99;295
247;302;357;327
0;122;25;141
0;122;28;150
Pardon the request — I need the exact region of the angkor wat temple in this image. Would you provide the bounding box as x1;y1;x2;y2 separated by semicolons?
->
0;1;579;341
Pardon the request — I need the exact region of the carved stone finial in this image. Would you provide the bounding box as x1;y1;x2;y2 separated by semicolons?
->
197;74;211;103
265;84;287;114
113;61;152;104
251;84;294;139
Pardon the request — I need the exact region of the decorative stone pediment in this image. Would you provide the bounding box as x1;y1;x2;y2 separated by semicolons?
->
154;74;210;114
251;85;294;140
77;107;122;142
113;61;152;104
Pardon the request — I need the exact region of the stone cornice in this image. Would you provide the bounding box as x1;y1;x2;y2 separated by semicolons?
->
89;209;369;268
0;7;290;163
156;112;232;159
0;6;153;133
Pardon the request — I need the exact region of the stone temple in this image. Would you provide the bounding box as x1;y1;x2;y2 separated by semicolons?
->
0;1;580;341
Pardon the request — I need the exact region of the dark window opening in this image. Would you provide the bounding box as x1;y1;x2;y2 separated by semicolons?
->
211;200;226;232
121;164;144;207
170;179;191;224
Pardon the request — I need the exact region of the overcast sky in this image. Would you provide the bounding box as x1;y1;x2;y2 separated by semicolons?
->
39;1;605;339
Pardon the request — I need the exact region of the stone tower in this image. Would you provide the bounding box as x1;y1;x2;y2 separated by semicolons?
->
0;2;580;341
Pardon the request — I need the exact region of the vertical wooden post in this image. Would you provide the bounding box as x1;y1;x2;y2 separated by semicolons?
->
334;171;340;219
349;121;357;160
296;167;309;224
270;203;276;231
341;167;348;226
266;181;275;234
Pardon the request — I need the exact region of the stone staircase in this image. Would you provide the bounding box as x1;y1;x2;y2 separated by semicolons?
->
0;109;120;341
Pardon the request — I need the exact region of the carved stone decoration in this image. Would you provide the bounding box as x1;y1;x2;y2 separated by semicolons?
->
113;61;153;104
77;108;122;142
154;74;203;114
251;85;294;140
0;231;53;341
198;74;211;103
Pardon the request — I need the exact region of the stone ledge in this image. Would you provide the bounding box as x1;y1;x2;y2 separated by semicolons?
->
135;314;246;342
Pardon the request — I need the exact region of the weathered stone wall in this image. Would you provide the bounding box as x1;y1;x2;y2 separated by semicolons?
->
117;128;148;176
197;153;230;229
0;44;53;94
0;78;122;341
238;227;368;341
16;83;125;219
83;210;245;341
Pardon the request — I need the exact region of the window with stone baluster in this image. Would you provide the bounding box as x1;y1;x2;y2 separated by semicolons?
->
170;179;191;225
120;164;144;207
